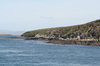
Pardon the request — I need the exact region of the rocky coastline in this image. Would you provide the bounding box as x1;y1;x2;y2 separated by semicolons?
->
21;20;100;46
47;40;100;46
22;37;100;46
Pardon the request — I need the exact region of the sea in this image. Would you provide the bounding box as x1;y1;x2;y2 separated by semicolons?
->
0;36;100;66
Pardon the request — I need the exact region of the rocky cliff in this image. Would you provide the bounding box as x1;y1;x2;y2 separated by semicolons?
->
21;19;100;41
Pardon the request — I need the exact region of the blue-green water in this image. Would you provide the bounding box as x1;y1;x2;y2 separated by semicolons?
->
0;36;100;66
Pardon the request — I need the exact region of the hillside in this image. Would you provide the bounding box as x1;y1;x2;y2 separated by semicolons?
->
22;19;100;40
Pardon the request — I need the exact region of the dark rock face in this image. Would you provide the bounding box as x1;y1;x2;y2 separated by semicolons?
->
48;40;100;46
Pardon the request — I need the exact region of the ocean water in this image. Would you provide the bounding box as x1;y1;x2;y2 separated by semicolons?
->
0;36;100;66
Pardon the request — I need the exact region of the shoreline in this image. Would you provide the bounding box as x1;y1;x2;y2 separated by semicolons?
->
47;40;100;46
7;36;24;39
23;37;100;46
7;36;100;46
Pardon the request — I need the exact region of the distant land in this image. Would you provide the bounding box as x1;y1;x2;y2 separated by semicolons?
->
22;19;100;46
0;34;13;36
0;30;25;35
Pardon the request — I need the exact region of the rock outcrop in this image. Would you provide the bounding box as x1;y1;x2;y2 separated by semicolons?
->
22;19;100;42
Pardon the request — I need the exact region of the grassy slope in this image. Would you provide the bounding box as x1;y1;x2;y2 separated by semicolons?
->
22;19;100;39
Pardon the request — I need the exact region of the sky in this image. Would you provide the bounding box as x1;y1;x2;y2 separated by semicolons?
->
0;0;100;32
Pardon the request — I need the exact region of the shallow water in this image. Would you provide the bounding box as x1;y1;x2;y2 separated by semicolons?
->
0;36;100;66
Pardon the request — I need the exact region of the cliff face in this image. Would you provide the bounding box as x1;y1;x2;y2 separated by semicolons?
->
21;19;100;41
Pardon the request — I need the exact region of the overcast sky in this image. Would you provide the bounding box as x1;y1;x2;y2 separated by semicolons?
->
0;0;100;31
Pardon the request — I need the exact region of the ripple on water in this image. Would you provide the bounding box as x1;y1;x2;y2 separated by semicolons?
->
0;49;23;53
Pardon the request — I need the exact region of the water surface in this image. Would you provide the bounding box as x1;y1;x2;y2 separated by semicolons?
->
0;36;100;66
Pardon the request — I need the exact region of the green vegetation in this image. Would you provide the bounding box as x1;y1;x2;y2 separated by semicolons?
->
22;19;100;40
